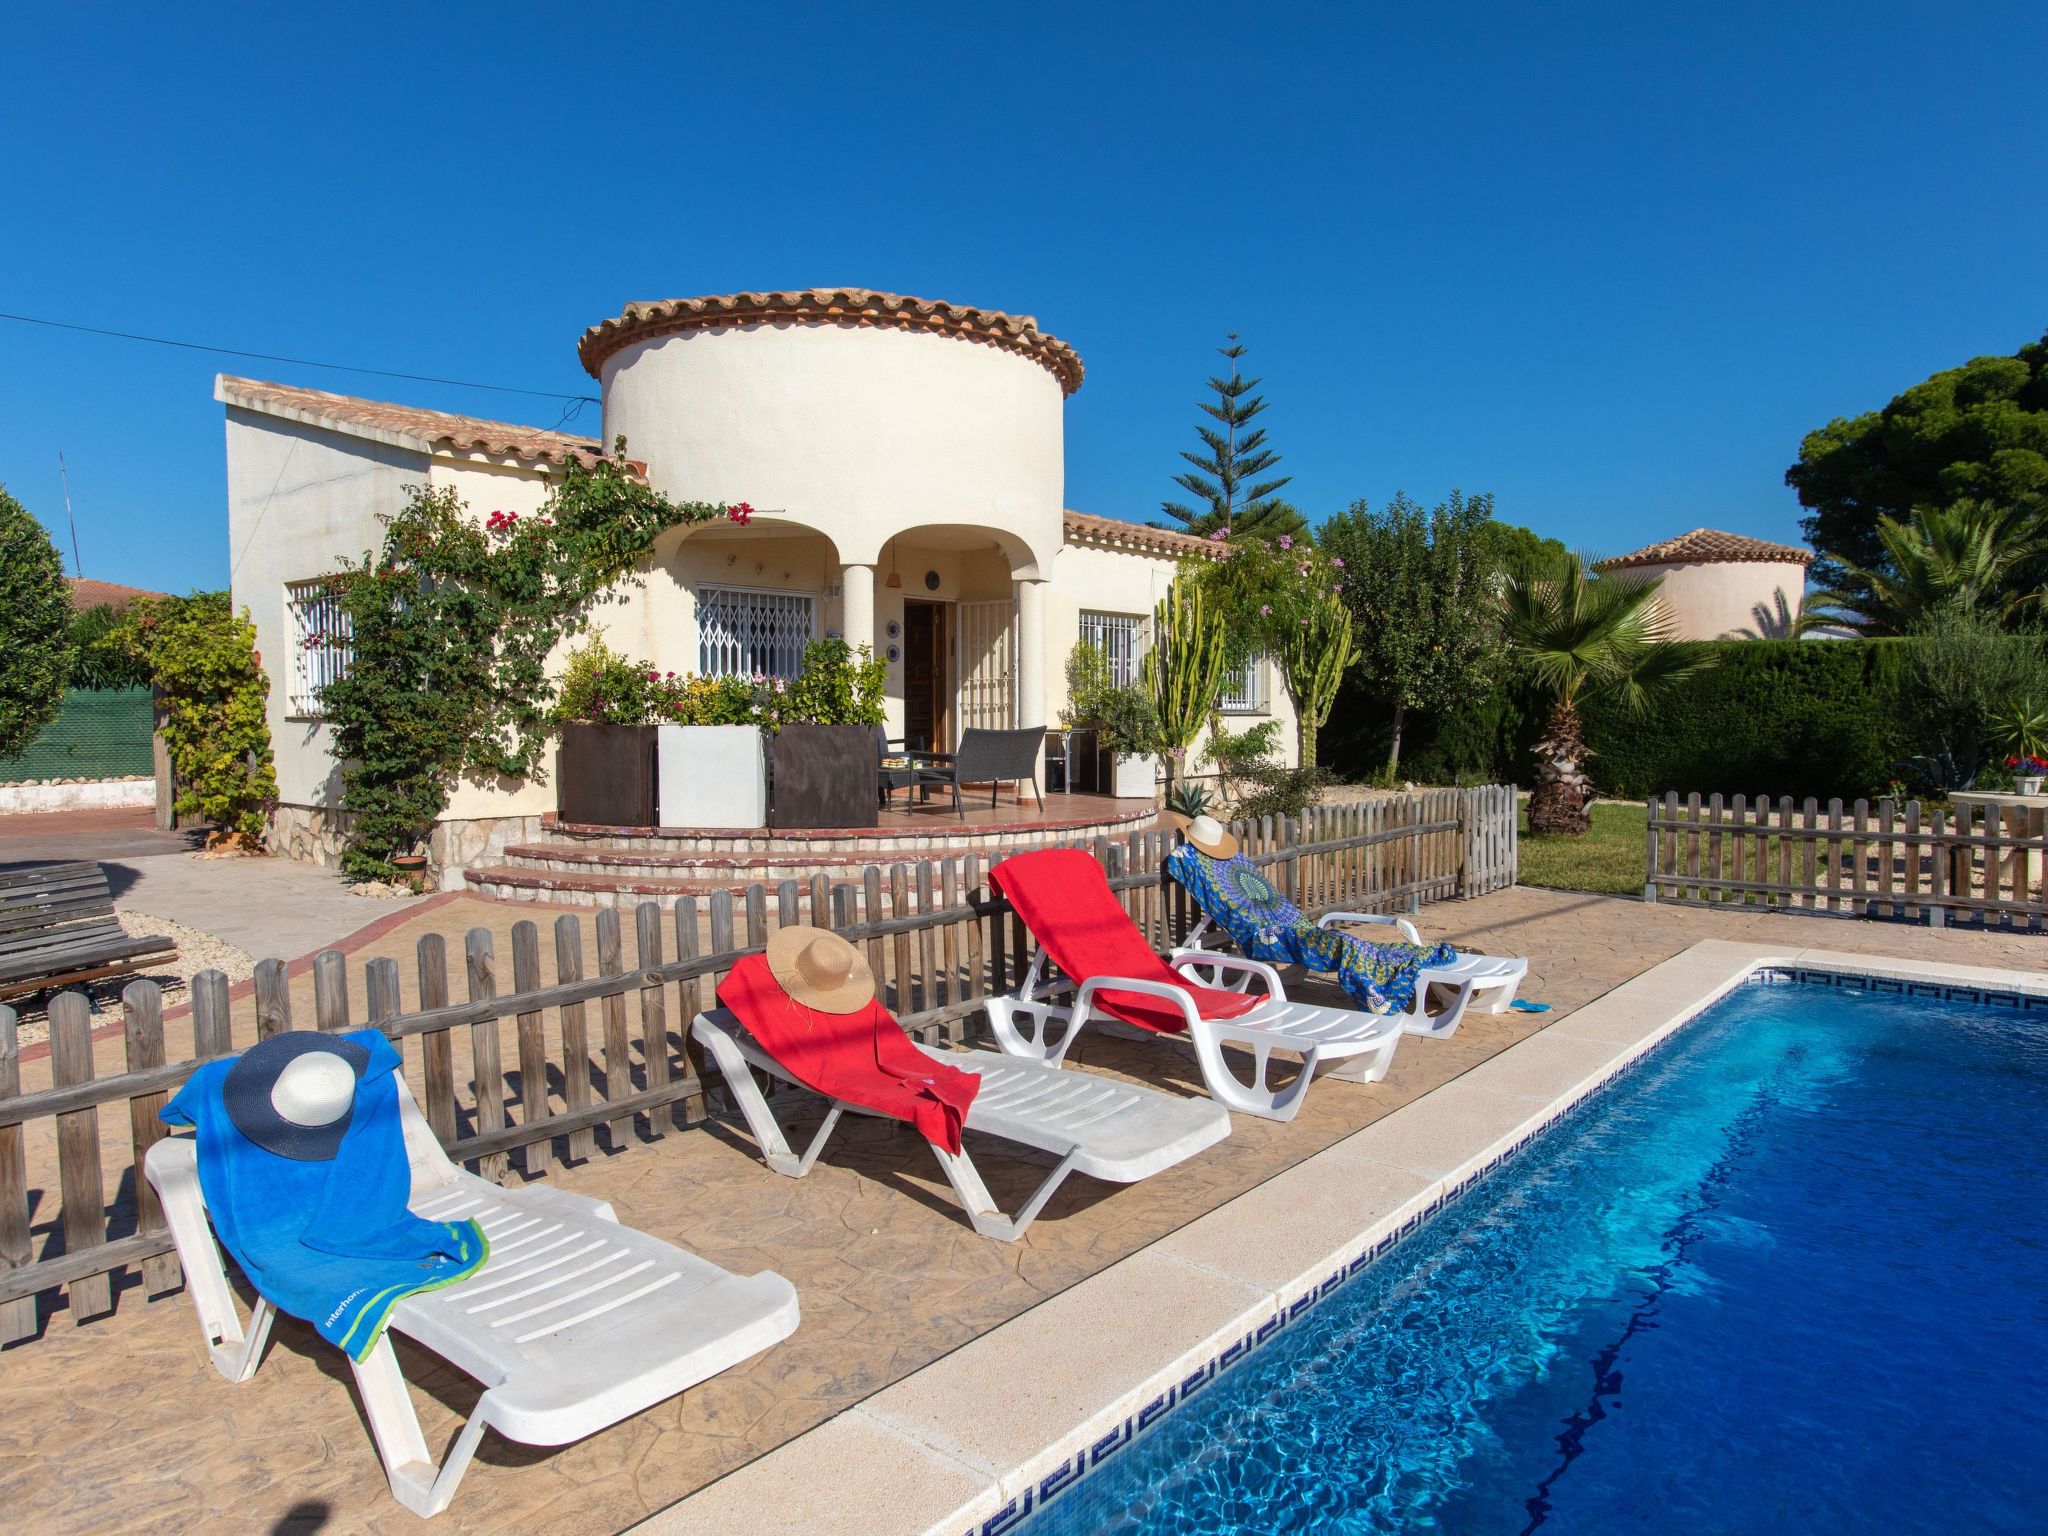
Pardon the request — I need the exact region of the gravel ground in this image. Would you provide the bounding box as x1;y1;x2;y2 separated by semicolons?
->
4;909;257;1046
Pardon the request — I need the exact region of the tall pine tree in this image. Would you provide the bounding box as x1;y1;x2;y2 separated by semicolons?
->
1160;337;1306;541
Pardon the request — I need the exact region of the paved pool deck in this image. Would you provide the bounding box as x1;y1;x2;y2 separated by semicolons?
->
3;885;2043;1536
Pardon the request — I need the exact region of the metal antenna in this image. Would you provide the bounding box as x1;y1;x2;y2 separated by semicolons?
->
57;451;82;577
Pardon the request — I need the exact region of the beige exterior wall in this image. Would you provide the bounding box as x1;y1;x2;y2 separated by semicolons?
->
1629;559;1812;640
1045;540;1301;777
597;321;1065;577
224;406;564;819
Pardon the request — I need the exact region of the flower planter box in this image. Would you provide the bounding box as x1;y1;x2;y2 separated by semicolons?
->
769;724;879;829
1111;751;1159;800
557;723;658;827
658;724;767;828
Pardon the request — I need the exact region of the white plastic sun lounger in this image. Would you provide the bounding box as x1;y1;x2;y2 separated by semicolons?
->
691;1008;1231;1241
146;1079;800;1519
985;946;1406;1124
1173;909;1529;1041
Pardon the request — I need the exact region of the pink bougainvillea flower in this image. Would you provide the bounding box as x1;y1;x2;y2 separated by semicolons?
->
1259;603;1273;616
1330;556;1345;568
1277;534;1293;549
1208;528;1228;541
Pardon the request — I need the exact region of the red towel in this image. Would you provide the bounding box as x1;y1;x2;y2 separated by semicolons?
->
991;848;1263;1035
717;953;980;1154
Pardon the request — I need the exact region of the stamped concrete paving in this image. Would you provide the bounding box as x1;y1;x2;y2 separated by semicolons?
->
2;886;2042;1535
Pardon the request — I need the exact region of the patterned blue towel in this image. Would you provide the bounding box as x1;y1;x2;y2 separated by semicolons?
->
1166;845;1459;1014
161;1029;486;1361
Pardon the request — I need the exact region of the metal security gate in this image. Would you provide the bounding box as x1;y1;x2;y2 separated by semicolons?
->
956;599;1016;742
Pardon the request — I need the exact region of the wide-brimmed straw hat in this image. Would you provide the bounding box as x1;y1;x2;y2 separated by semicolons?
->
1166;811;1240;860
764;925;878;1014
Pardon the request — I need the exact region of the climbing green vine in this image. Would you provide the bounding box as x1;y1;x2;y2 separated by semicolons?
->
321;440;752;878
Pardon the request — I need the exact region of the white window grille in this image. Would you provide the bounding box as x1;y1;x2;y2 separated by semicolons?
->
697;585;815;679
1219;654;1265;712
286;578;352;717
1080;610;1148;689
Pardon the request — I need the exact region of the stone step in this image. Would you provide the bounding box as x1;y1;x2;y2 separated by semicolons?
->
463;865;754;910
538;804;1156;856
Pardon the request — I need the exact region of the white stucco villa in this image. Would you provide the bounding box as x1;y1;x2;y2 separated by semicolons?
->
221;288;1298;888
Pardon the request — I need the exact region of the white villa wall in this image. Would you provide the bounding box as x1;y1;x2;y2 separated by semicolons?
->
1046;541;1300;776
226;408;423;812
1632;559;1811;640
597;322;1065;576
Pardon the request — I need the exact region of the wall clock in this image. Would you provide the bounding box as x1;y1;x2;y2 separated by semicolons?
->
923;570;941;591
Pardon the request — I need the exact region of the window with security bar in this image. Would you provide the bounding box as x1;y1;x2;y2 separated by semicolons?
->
697;585;815;679
1218;653;1266;712
1079;610;1148;688
286;577;352;718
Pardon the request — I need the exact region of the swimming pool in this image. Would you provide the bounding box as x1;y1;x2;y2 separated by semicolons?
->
1010;972;2048;1534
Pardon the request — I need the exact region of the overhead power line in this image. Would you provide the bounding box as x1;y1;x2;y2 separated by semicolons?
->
0;310;597;403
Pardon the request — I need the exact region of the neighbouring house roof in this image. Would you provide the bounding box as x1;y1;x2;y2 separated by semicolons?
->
1598;528;1814;570
577;289;1086;396
68;576;167;611
1062;509;1219;559
214;375;619;474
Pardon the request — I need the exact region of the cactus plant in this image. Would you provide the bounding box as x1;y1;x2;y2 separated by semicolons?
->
1278;584;1356;771
1145;573;1228;794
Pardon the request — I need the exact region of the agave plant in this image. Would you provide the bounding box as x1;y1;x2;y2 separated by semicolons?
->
1504;553;1712;836
1164;779;1214;818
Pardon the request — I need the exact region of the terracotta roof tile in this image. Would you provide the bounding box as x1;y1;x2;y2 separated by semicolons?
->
1062;510;1218;559
577;289;1085;395
215;375;614;473
1598;527;1813;570
68;577;168;611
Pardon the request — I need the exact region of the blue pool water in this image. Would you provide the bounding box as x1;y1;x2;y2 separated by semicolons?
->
1015;976;2048;1535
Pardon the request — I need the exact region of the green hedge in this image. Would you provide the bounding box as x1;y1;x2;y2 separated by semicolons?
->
1578;641;1915;802
0;686;154;782
1326;641;1923;803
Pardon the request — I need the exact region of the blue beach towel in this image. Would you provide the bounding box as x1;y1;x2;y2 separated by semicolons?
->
1166;844;1460;1015
161;1028;487;1362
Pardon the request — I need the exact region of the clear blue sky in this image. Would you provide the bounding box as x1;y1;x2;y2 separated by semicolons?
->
3;1;2043;595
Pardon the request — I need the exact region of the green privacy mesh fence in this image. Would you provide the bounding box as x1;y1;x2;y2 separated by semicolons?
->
0;687;155;783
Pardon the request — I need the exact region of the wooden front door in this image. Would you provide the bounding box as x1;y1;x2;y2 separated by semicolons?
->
902;601;949;751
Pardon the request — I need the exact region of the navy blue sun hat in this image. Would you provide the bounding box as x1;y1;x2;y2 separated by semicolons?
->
222;1031;373;1162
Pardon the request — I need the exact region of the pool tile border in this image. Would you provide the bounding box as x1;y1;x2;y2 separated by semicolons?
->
628;940;2048;1536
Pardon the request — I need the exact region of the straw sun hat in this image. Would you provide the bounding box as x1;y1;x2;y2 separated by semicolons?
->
765;925;878;1014
1167;811;1239;860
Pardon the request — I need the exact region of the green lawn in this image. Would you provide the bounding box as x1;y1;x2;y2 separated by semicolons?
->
1517;798;1647;896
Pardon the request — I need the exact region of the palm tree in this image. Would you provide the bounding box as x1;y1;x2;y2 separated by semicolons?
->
1813;500;2048;635
1505;554;1711;836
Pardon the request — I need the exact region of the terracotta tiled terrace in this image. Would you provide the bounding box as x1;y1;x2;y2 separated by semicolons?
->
4;886;2044;1535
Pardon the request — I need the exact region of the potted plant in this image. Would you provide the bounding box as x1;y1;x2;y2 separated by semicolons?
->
762;639;887;828
1994;697;2048;795
553;639;660;826
389;847;429;888
654;673;766;827
1062;641;1160;800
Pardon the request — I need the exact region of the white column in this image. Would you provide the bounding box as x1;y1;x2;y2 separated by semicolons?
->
1015;577;1047;729
840;562;877;656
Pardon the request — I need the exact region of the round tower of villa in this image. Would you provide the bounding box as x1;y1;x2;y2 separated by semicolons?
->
1598;528;1815;640
578;289;1077;576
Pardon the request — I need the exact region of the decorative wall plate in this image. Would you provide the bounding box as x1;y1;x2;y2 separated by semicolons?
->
885;619;902;639
885;643;901;663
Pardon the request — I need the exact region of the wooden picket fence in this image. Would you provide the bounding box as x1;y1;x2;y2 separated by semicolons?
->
0;785;1515;1345
1643;791;2048;926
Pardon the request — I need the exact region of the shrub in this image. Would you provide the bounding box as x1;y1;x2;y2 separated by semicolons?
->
122;592;277;845
1578;639;1917;802
765;638;886;729
1234;764;1332;822
555;639;764;727
0;486;75;759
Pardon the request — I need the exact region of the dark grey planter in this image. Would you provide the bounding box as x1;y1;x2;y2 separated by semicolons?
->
769;724;879;829
557;723;658;827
